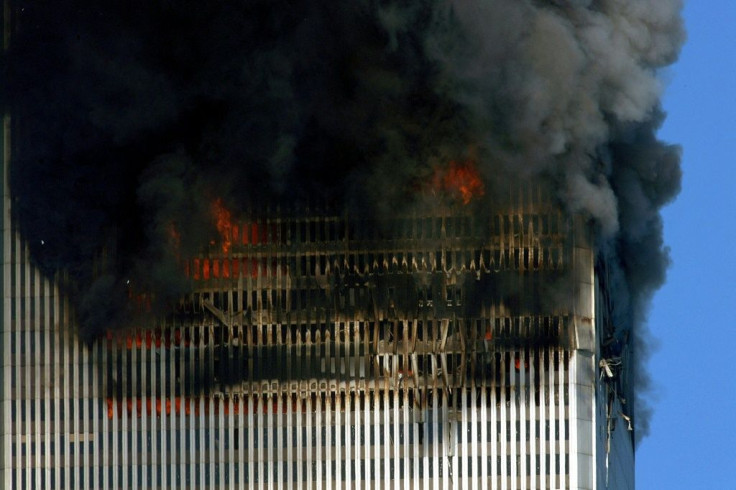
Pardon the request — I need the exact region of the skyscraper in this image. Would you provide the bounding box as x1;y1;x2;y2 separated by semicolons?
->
1;168;635;488
1;1;685;489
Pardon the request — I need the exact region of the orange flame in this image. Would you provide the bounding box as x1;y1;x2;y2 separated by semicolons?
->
436;160;485;205
211;198;233;254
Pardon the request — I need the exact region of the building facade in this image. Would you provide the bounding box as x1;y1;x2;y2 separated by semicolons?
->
1;182;635;489
1;6;635;490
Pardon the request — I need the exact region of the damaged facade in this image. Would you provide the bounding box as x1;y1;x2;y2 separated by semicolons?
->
1;178;635;488
0;1;663;487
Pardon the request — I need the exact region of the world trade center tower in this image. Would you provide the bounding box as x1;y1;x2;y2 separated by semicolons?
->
1;174;635;489
1;3;640;489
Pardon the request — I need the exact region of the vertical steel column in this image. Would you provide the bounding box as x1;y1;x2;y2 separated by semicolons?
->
22;241;30;490
560;351;567;488
248;394;255;488
499;352;507;490
510;352;517;490
45;279;54;490
549;348;557;489
33;269;42;490
316;390;323;490
297;395;304;488
529;349;537;490
568;350;578;490
228;393;235;489
324;392;331;490
123;341;130;490
459;389;467;490
353;391;361;488
383;388;390;490
111;338;117;489
141;331;149;490
161;336;169;490
490;378;502;490
539;349;546;490
238;392;246;490
470;385;478;490
520;349;527;490
392;386;400;490
480;385;488;487
307;391;314;490
373;389;380;490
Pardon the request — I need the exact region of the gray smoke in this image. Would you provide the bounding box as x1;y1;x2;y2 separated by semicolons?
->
3;0;684;442
420;0;684;442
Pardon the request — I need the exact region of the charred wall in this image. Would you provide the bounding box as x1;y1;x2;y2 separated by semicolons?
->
102;199;587;399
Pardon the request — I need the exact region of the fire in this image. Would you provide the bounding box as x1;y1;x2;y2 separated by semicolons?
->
436;160;484;205
211;198;233;254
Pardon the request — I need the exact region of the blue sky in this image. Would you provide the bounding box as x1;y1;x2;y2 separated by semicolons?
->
636;2;736;487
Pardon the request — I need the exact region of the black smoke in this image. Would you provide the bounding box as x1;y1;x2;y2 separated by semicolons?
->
2;1;684;442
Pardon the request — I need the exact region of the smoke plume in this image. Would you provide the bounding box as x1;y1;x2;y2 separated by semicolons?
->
3;0;684;442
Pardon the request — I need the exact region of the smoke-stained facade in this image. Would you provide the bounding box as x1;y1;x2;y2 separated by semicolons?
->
3;182;633;488
1;0;683;488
